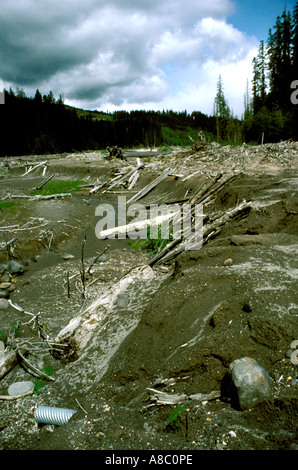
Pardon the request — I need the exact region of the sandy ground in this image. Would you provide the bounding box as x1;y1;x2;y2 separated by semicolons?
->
0;142;297;452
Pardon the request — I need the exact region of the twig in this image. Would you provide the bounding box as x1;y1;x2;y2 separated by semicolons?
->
85;276;105;289
76;398;88;415
80;235;87;299
8;299;36;317
16;348;55;381
0;390;34;400
86;245;109;274
67;270;71;298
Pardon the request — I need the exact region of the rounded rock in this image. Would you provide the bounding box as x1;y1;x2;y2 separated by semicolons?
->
0;290;9;299
0;282;11;289
8;381;34;396
0;298;9;309
227;357;272;410
224;258;233;266
8;260;25;275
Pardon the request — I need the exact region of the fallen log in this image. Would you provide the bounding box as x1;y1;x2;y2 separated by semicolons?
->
34;173;56;191
149;200;252;266
127;170;170;204
0;390;34;400
145;387;220;407
187;173;223;205
22;161;47;176
103;162;144;193
198;172;240;206
54;265;155;362
89;180;111;194
128;171;140;190
0;348;29;381
97;208;180;240
3;193;71;201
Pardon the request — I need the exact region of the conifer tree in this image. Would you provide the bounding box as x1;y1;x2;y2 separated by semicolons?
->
292;1;298;78
214;75;229;142
267;8;292;105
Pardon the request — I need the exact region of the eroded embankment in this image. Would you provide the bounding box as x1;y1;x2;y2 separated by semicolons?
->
0;146;297;451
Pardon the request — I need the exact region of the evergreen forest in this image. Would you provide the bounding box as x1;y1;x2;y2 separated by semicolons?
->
0;2;298;157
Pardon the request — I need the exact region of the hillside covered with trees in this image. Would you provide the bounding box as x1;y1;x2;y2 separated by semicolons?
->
1;2;298;157
243;1;298;143
0;88;220;157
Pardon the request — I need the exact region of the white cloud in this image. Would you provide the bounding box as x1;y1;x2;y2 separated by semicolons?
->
0;0;258;117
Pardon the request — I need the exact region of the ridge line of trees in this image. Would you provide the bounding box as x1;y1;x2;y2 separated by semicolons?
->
0;87;220;157
243;1;298;142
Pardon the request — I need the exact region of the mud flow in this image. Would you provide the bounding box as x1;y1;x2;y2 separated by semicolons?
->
0;143;297;450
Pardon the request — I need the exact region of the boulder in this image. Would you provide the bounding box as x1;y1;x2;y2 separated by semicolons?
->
88;254;109;265
8;260;25;275
223;357;272;410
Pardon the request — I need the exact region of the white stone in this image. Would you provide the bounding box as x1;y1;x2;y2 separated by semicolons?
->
8;381;34;396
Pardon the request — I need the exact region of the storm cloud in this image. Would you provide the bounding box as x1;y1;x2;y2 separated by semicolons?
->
0;0;258;116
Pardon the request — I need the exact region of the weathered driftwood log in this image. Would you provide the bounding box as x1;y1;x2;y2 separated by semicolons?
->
89;180;111;194
145;387;220;407
0;390;34;400
0;348;29;381
149;200;252;266
147;172;243;267
97;208;180;240
34;173;56;191
104;162;144;193
22;161;47;176
127;170;170;204
3;193;71;200
54;265;155;362
128;171;140;190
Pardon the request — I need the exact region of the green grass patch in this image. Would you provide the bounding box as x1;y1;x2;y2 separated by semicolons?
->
128;221;174;255
33;365;55;394
30;179;86;196
166;405;187;430
0;322;21;346
161;126;194;147
0;201;19;213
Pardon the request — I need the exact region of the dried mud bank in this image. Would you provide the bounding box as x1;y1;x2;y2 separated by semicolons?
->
0;141;297;451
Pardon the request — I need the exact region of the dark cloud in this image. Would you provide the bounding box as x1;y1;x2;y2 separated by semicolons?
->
0;0;256;115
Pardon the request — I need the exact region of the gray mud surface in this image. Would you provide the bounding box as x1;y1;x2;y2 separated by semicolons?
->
0;143;297;451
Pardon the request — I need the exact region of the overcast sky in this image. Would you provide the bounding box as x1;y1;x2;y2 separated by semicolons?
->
0;0;296;118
